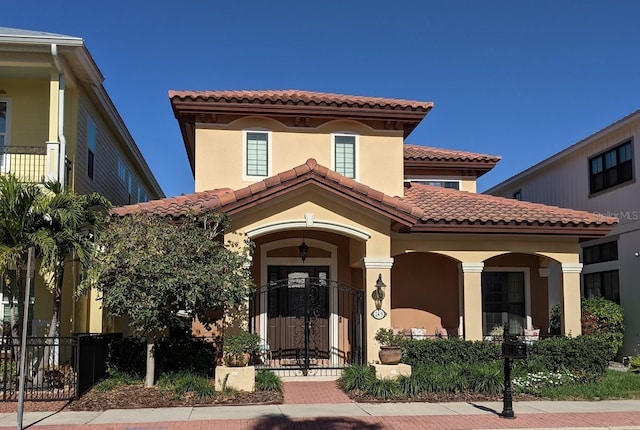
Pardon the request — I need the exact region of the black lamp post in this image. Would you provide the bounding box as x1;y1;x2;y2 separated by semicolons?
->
501;321;527;419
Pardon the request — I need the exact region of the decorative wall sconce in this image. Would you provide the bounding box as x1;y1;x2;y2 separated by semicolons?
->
298;240;309;263
372;274;386;309
370;274;387;320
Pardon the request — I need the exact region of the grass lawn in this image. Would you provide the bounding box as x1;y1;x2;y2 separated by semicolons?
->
540;370;640;400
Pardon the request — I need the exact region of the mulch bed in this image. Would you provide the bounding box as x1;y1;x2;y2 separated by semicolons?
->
0;383;283;413
345;390;540;403
67;383;283;411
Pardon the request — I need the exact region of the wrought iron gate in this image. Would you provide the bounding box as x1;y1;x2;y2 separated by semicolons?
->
250;277;364;376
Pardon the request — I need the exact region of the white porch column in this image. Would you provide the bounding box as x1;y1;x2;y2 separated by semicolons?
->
45;142;61;182
460;262;484;341
561;263;583;336
362;257;393;364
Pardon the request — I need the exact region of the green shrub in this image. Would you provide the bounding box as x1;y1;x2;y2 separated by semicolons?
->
108;337;146;377
155;337;216;376
94;370;140;393
338;365;376;391
255;370;283;392
367;378;400;399
581;297;624;357
466;362;503;395
526;335;610;375
401;338;501;367
550;298;624;357
157;371;214;399
108;336;217;378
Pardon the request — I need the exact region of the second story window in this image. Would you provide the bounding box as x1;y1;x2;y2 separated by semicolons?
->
245;131;269;177
583;241;618;265
87;116;97;180
334;134;356;178
589;140;633;194
513;190;522;200
408;179;460;190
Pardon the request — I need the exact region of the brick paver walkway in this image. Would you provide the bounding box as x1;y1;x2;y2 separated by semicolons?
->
5;411;640;429
283;380;352;404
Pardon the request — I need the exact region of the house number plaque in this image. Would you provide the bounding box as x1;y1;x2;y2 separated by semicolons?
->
371;309;387;320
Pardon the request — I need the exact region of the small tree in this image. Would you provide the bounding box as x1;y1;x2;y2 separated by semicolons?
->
83;211;253;387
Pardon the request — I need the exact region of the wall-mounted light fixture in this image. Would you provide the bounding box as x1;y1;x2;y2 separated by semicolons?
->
372;274;386;310
298;240;309;263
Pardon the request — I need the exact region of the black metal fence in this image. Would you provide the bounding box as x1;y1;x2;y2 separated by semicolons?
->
0;333;121;402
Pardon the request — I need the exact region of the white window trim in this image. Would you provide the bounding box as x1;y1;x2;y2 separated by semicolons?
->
117;158;127;183
482;267;532;331
0;98;12;172
242;129;272;182
331;132;359;180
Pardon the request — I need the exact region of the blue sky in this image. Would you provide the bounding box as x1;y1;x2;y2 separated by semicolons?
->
4;1;640;197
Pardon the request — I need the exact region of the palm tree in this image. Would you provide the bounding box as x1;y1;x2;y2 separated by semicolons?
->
0;175;41;352
31;182;110;377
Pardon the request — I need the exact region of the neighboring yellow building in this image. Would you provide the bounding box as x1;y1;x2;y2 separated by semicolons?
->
115;90;616;373
0;27;164;336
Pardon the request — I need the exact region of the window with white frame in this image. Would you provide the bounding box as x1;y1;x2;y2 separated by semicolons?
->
87;116;97;180
117;158;126;182
333;134;356;178
245;131;269;177
0;99;11;172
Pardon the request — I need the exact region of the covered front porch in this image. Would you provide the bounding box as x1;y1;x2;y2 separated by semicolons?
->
390;239;584;341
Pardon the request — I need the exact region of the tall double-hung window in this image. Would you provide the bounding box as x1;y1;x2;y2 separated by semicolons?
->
245;131;269;177
333;134;357;178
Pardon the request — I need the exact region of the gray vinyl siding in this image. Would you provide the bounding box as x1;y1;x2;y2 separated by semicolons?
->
75;91;155;206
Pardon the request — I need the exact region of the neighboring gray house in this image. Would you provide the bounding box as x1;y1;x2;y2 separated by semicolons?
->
486;110;640;357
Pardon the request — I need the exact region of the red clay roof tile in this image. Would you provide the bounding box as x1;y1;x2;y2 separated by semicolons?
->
404;144;501;163
111;160;616;236
169;90;433;112
401;183;617;229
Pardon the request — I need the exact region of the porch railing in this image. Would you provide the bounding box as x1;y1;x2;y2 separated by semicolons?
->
0;333;121;402
0;146;47;183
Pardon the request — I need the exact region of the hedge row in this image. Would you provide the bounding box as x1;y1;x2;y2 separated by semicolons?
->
108;336;217;377
401;335;611;376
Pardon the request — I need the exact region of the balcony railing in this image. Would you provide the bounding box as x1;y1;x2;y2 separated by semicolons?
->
0;145;47;183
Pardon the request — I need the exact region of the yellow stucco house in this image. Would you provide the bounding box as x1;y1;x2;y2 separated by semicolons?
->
114;90;616;373
0;27;164;336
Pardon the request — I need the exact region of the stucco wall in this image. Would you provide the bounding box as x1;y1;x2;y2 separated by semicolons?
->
391;252;459;335
194;117;405;196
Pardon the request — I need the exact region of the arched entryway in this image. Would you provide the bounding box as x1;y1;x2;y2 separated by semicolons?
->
248;230;365;375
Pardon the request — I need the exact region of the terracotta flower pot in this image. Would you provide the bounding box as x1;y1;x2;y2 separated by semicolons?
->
224;352;251;367
378;346;402;365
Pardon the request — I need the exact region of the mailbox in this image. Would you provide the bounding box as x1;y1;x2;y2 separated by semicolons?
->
502;341;527;359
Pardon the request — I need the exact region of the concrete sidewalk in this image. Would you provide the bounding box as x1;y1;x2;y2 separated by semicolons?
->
1;400;640;429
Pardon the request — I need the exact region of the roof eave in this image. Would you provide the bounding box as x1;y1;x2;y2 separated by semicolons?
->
410;222;616;237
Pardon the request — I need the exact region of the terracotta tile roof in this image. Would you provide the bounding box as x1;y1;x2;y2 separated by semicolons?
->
404;144;501;163
169;90;433;111
112;159;424;226
401;183;617;233
112;162;616;236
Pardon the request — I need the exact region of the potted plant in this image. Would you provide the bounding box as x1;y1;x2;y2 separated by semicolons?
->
375;328;404;365
223;331;261;367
